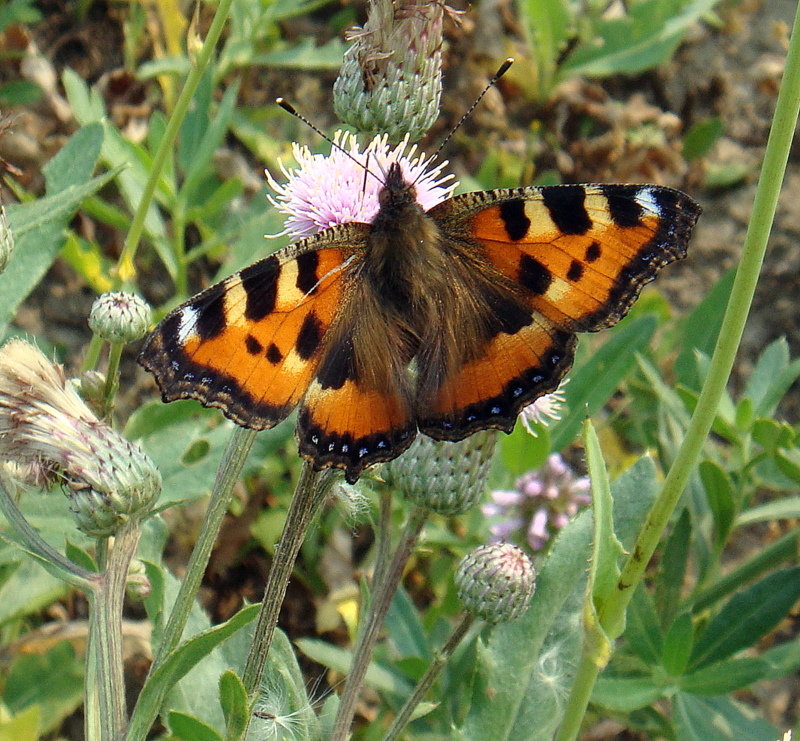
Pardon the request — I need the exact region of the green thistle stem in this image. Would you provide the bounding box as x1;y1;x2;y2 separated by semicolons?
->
102;341;123;417
87;523;141;740
556;2;800;738
330;506;428;741
82;334;103;373
239;463;333;735
384;613;476;741
125;426;257;741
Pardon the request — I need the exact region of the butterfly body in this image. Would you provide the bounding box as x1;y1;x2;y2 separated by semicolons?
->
139;163;700;483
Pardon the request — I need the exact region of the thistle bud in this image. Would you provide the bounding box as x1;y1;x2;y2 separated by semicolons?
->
334;0;456;142
382;431;495;515
88;292;151;344
0;340;161;537
455;543;536;624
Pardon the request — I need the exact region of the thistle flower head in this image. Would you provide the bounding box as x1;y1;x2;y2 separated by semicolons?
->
455;543;536;624
382;431;495;515
334;0;458;141
0;340;161;537
519;380;568;437
266;130;456;239
483;453;591;551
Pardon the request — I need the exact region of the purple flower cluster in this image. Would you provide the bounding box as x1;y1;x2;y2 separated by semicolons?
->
483;454;591;551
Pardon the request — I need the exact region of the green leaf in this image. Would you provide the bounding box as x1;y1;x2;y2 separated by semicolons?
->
0;169;121;332
662;613;694;676
0;705;40;741
295;638;412;695
626;584;664;663
250;37;346;69
591;675;665;712
737;497;800;526
682;117;724;161
560;0;724;79
752;419;795;453
5;642;83;733
675;268;735;391
680;657;770;695
520;0;574;98
550;316;657;450
0;559;66;625
130;604;258;732
219;671;248;739
500;423;550;477
461;457;659;741
655;508;691;629
584;419;624;633
672;693;778;740
699;460;736;547
168;712;223;741
690;567;800;669
385;586;432;660
43;122;103;194
775;449;800;485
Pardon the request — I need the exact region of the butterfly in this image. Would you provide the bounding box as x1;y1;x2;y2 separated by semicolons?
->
138;162;701;483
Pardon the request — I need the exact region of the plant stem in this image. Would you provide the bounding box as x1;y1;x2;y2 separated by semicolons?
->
125;425;257;741
331;506;428;741
113;0;234;287
239;463;333;726
556;3;800;738
102;341;123;418
384;613;475;741
87;523;141;740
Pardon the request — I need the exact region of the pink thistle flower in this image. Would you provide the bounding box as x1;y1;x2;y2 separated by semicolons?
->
265;131;457;239
483;453;591;552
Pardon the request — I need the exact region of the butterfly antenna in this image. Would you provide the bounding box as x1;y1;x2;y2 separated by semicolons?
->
275;98;384;185
432;57;514;160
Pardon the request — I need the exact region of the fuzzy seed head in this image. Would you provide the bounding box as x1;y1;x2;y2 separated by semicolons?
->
0;340;161;537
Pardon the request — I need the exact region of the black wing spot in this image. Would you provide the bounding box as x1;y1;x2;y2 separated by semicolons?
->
296;312;323;360
266;343;283;364
194;284;226;341
499;199;531;241
245;334;263;355
296;251;320;295
241;255;279;321
542;186;591;235
585;241;601;262
603;185;643;227
567;260;584;282
519;254;552;296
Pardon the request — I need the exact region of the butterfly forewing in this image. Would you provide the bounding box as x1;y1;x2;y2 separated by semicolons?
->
435;184;701;333
139;226;365;430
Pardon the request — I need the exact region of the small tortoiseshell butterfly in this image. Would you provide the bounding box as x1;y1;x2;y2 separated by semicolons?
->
139;161;700;482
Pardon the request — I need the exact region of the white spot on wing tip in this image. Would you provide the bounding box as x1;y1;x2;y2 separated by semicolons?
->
177;307;199;344
635;187;661;216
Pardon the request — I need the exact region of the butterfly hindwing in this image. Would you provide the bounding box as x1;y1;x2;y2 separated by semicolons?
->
139;225;368;430
417;316;576;440
433;183;701;333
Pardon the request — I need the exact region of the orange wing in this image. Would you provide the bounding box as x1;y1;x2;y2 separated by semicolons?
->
418;316;576;440
139;224;368;430
433;183;701;333
419;184;700;437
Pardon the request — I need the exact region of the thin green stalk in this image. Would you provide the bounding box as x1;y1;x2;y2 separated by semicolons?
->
102;342;123;417
331;506;428;741
125;426;257;741
241;464;332;693
113;0;233;287
556;4;800;738
87;523;141;740
82;334;103;373
384;613;475;741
